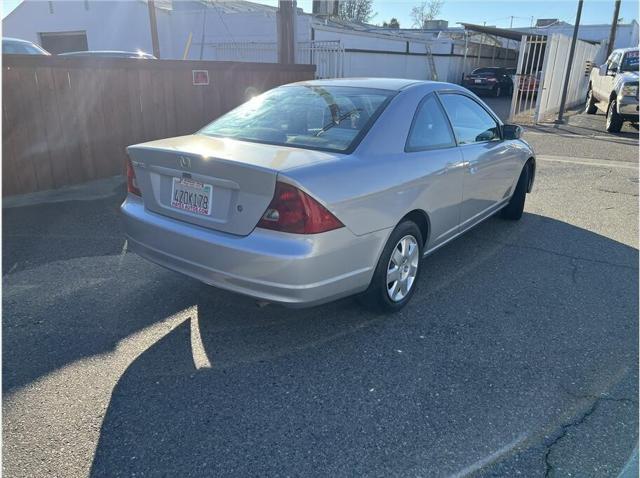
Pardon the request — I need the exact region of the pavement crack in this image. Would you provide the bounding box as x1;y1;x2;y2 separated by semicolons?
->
478;238;638;272
3;263;18;277
543;391;637;477
570;258;578;284
543;401;600;478
596;187;639;197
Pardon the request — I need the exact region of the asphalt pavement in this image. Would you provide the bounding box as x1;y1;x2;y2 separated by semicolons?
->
3;110;638;477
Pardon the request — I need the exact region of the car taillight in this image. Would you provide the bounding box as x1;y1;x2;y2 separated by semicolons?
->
257;181;343;234
126;158;141;196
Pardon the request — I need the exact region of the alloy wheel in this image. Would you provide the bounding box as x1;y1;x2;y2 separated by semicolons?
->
386;235;419;302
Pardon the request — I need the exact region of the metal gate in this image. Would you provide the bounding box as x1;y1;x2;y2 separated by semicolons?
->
509;34;546;123
201;41;344;79
509;33;605;123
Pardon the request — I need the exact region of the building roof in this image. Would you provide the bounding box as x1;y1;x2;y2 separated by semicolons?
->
459;23;532;41
198;0;277;13
169;0;285;14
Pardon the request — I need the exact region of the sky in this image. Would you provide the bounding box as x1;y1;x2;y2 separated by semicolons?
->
2;0;638;27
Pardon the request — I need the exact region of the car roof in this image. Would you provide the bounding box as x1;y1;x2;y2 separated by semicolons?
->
291;78;430;91
58;50;155;57
3;37;37;44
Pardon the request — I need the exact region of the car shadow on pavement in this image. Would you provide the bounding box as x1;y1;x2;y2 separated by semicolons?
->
1;184;213;395
88;213;638;477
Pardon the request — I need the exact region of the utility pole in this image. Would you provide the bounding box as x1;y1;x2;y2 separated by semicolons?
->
277;0;297;65
147;0;161;58
199;4;208;60
556;0;584;124
606;0;621;58
506;16;514;62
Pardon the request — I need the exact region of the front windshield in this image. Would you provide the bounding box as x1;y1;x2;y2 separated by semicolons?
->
199;85;394;152
620;50;639;72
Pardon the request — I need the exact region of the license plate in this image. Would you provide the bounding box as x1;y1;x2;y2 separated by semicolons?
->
474;79;482;84
171;177;212;216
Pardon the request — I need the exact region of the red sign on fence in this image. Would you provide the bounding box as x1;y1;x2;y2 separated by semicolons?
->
192;70;209;86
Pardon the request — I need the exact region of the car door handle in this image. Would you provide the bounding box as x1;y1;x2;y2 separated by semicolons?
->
467;161;479;174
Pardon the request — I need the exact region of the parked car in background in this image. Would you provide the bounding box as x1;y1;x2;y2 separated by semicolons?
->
2;37;50;55
586;47;639;133
122;78;535;312
517;71;541;97
462;67;514;97
58;50;156;59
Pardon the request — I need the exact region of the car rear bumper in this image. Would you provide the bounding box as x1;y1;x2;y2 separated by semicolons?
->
121;195;389;307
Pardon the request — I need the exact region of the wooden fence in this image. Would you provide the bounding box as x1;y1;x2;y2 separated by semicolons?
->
2;55;315;197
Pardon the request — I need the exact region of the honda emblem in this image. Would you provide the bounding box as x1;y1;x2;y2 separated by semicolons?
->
178;155;192;170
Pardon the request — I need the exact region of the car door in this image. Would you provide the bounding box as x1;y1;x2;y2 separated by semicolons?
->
404;93;464;247
595;52;620;100
438;92;522;227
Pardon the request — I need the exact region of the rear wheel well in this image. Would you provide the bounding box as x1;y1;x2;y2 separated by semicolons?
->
525;157;535;192
401;210;430;248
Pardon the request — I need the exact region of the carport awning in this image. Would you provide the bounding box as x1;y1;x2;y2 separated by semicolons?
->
459;23;536;41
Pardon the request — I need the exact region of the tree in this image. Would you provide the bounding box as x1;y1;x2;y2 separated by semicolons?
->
410;0;444;28
337;0;377;23
382;17;401;29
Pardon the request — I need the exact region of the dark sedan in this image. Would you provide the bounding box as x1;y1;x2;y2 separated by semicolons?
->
462;67;513;97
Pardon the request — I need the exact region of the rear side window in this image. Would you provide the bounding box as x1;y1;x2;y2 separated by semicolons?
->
609;52;622;70
439;94;501;145
406;95;456;151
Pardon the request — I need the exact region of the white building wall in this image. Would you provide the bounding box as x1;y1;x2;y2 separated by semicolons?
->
313;25;515;82
525;22;639;50
3;0;161;54
170;7;312;60
2;0;312;59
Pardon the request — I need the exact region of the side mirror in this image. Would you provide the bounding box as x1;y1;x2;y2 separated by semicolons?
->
503;124;523;140
475;130;496;142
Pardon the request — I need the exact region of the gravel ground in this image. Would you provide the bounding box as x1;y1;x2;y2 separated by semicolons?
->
3;112;638;477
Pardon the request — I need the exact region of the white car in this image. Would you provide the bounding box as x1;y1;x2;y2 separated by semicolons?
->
586;47;639;132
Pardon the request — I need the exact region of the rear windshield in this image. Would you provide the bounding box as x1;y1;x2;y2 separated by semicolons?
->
199;85;394;152
621;50;639;72
472;68;501;75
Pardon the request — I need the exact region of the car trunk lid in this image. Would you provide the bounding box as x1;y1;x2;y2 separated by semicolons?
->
127;134;339;236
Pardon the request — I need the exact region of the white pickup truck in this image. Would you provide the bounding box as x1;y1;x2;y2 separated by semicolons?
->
585;47;639;133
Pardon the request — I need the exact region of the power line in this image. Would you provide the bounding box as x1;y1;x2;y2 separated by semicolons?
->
210;0;236;43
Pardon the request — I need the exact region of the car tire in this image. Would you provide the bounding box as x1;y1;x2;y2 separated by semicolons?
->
605;98;623;133
500;162;530;221
585;87;597;114
358;221;423;313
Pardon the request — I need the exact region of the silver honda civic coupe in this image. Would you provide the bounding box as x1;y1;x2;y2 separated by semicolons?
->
122;78;535;311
